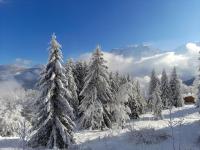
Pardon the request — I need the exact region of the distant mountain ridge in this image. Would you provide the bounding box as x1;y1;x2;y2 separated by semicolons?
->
0;65;43;89
183;77;195;86
1;42;198;89
110;44;162;59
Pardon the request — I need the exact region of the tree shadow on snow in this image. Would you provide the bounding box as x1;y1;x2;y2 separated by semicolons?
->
0;137;23;148
163;105;198;119
75;119;200;150
140;105;198;121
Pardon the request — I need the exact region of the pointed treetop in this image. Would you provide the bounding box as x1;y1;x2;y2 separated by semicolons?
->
152;68;156;74
162;69;167;77
95;44;101;54
50;33;61;49
52;32;56;40
96;44;101;49
173;66;176;72
49;33;62;62
92;45;105;62
171;67;177;77
69;58;74;62
67;58;74;64
162;69;166;73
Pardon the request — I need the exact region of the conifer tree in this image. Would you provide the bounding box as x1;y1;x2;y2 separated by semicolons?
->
128;81;140;119
113;82;131;128
135;81;146;114
79;45;113;130
148;69;160;96
170;67;183;107
148;69;160;111
28;34;75;149
120;75;128;85
65;58;79;115
109;72;120;94
126;74;131;82
113;72;121;91
73;61;88;104
152;85;163;120
160;69;172;108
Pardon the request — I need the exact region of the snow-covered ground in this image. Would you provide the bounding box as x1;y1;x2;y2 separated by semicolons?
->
1;104;200;150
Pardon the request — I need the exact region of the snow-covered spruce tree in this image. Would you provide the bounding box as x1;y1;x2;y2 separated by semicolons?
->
113;72;121;91
65;58;79;116
135;81;146;114
148;69;160;96
126;74;131;82
160;69;172;109
112;82;131;128
73;61;88;105
109;72;120;94
169;67;184;107
28;34;75;149
127;81;140;119
152;84;163;120
148;69;160;111
79;45;113;130
120;74;128;85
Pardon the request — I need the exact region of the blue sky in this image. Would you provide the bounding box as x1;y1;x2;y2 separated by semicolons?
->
0;0;200;65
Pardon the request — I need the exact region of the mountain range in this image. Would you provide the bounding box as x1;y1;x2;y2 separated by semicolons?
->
110;44;162;59
0;65;42;89
0;43;197;89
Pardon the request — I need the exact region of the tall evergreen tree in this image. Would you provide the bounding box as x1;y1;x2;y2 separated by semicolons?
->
65;58;79;116
113;82;131;128
79;45;113;130
152;85;163;120
120;75;128;85
148;69;160;96
148;69;160;111
170;67;183;107
109;72;120;94
113;72;121;91
73;61;88;104
128;81;140;119
126;74;131;82
135;81;146;114
28;34;75;149
160;69;172;108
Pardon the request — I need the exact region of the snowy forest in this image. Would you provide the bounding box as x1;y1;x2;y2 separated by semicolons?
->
2;0;200;149
0;33;200;150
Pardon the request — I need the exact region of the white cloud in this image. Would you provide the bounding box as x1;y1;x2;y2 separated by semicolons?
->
186;43;200;55
80;51;134;74
14;58;32;67
103;52;133;73
80;42;200;81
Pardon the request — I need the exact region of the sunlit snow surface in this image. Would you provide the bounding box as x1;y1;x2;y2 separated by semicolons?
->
1;104;200;150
